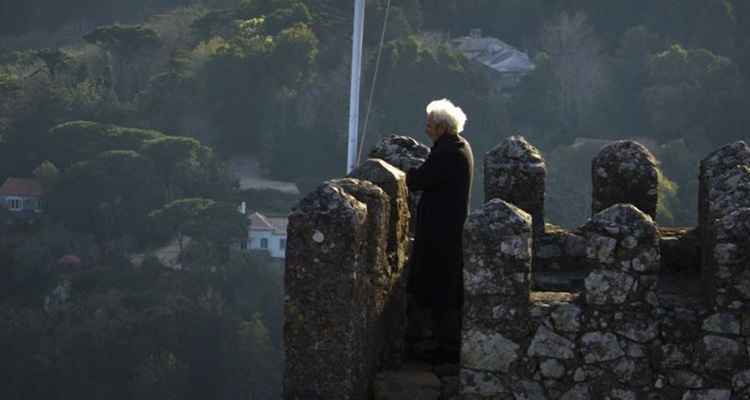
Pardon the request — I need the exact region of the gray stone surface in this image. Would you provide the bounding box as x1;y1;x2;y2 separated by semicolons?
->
707;165;750;221
702;313;740;335
527;325;576;360
284;177;411;400
708;208;750;311
681;389;731;400
699;141;750;301
460;369;505;396
461;330;520;373
551;303;582;333
734;370;750;392
485;136;546;236
591;140;659;218
560;384;591;400
369;134;430;172
669;370;706;389
285;181;372;400
584;271;636;305
699;141;750;238
700;335;744;372
540;359;566;379
580;332;625;363
610;388;636;400
582;204;660;307
513;380;547;400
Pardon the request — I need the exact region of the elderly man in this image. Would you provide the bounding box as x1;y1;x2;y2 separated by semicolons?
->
406;98;474;361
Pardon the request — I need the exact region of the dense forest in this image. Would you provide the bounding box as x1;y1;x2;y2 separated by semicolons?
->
0;0;748;398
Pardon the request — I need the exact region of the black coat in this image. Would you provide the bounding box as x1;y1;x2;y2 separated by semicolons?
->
406;133;474;309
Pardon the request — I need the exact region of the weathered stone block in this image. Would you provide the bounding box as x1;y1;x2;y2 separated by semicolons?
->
350;159;411;272
707;208;750;311
580;332;625;363
581;204;660;307
369;134;430;172
699;141;750;296
560;384;591;400
681;389;731;400
699;335;745;373
527;325;576;360
699;141;750;237
284;182;372;400
485;136;546;236
461;369;507;397
463;199;532;297
461;329;520;373
707;166;750;222
550;303;583;333
591;140;659;218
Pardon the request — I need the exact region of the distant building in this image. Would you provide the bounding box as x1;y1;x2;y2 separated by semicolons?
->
0;178;44;215
246;212;288;259
451;29;535;92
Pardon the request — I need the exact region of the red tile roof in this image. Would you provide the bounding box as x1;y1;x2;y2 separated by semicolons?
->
0;178;43;197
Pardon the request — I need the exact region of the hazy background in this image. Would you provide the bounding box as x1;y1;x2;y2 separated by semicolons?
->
0;0;748;398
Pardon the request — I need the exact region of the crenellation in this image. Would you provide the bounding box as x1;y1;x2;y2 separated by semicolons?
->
284;136;750;400
284;172;412;399
484;135;546;237
591;140;659;219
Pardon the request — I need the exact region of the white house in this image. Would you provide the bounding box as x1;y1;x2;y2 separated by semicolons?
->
0;177;44;217
246;212;288;259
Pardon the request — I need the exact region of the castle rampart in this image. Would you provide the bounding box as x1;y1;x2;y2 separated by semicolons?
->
284;136;750;400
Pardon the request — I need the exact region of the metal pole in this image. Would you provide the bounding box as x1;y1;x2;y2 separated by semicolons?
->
347;0;365;173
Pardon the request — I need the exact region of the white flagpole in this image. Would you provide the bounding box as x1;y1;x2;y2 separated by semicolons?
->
347;0;365;173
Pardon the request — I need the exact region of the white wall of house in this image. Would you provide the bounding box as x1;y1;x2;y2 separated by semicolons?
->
247;230;287;259
1;195;41;212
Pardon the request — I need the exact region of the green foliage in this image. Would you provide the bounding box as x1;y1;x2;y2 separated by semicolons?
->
644;45;744;146
48;121;164;169
83;25;161;57
47;150;162;245
656;168;679;225
0;251;282;398
32;160;59;192
149;198;216;254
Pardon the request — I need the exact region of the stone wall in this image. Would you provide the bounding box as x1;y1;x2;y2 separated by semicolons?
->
460;201;750;399
284;135;750;400
460;138;750;399
284;160;411;399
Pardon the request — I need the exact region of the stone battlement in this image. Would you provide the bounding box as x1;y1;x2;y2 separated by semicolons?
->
284;136;750;399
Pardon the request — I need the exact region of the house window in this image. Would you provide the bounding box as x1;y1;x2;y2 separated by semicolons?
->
279;238;286;250
24;198;36;210
7;198;22;211
260;238;268;249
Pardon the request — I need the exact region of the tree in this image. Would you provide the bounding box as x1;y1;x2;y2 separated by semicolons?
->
149;198;216;258
540;11;610;134
47;121;164;169
47;150;162;250
141;137;203;202
33;160;60;193
643;45;744;147
84;25;161;101
34;49;71;79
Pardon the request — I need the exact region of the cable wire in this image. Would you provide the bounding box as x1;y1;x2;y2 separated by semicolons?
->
356;0;392;165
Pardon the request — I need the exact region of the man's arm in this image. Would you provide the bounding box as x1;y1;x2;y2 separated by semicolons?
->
406;151;455;191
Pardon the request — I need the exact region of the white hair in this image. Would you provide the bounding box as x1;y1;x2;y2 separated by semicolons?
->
426;98;467;134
